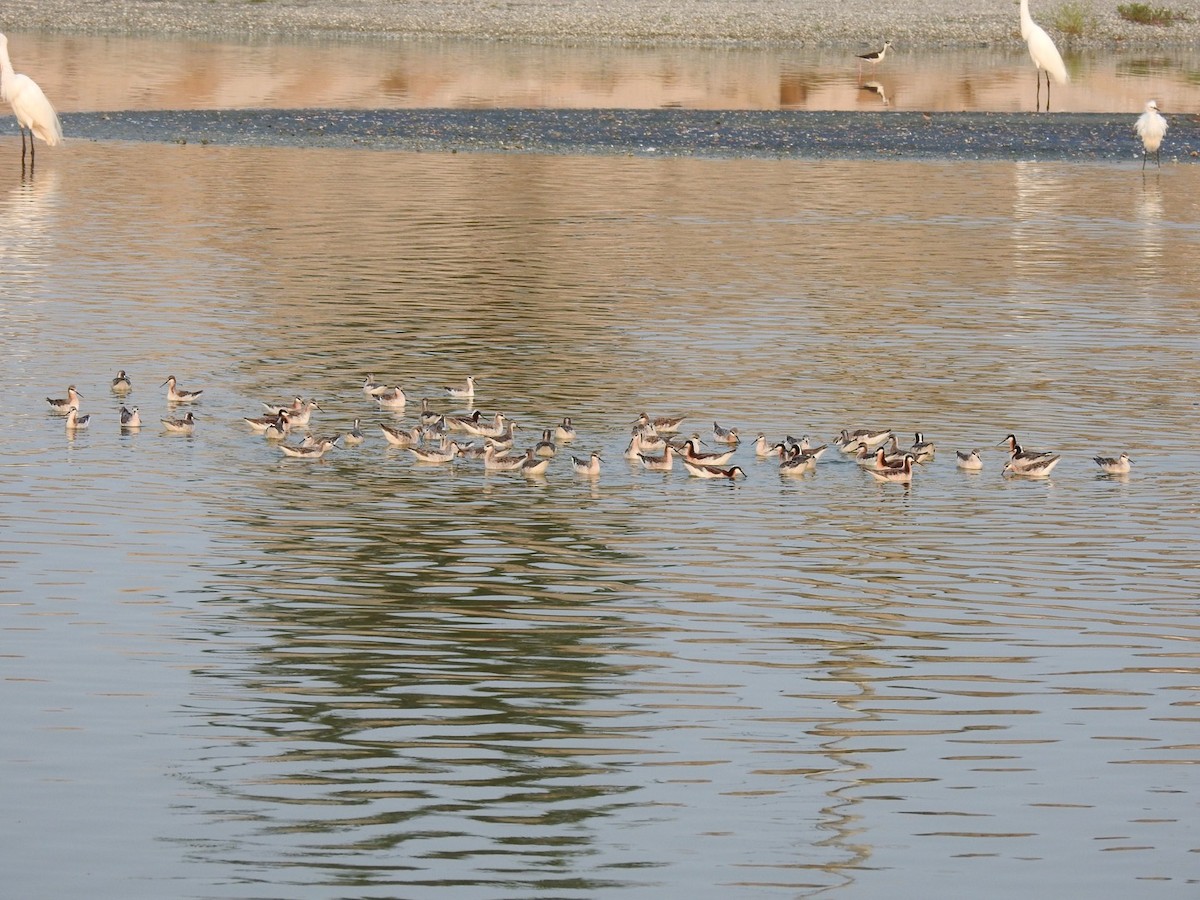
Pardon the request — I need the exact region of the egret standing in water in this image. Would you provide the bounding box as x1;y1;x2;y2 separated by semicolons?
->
0;33;62;163
1135;100;1167;169
1018;0;1068;111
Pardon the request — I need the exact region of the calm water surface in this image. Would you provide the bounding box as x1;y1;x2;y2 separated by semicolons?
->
11;31;1200;114
3;141;1200;898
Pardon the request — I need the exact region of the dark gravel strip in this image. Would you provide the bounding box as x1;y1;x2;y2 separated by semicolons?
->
45;109;1200;162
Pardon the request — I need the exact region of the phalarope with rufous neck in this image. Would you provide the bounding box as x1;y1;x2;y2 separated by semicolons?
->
47;385;82;413
867;454;914;484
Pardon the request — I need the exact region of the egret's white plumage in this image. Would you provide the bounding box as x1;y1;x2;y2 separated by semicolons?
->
0;33;62;161
1135;100;1167;169
1019;0;1068;111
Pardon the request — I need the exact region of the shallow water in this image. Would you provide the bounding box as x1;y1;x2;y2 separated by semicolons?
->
4;139;1200;899
10;31;1200;114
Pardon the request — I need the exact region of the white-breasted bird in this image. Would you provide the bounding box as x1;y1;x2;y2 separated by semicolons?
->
1135;100;1168;169
0;32;63;163
1019;0;1068;111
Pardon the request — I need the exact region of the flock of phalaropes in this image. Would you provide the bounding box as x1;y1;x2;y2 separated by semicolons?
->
45;371;1133;481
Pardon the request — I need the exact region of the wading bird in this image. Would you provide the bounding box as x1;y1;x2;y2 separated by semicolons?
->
1018;0;1068;111
856;40;893;77
0;33;62;163
1135;100;1167;169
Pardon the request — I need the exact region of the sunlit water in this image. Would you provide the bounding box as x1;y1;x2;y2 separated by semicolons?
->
10;31;1200;114
4;140;1200;899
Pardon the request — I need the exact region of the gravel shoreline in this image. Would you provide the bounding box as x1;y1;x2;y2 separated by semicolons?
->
4;0;1200;49
63;108;1200;163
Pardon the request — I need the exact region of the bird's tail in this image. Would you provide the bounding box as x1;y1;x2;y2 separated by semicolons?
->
33;109;63;146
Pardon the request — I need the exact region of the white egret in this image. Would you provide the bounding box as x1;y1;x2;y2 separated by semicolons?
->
0;33;62;162
1135;100;1167;169
1018;0;1068;111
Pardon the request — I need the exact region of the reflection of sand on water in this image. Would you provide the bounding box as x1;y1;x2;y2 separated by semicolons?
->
9;32;1200;114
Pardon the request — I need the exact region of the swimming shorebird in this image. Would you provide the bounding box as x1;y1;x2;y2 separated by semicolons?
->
956;449;984;471
458;412;508;439
680;439;736;466
1004;453;1061;477
380;422;421;448
837;427;892;452
418;398;442;427
1000;434;1053;460
261;396;304;416
520;448;552;477
161;412;196;434
446;409;485;432
867;454;914;484
635;412;686;434
410;441;462;464
713;421;741;444
445;375;477;399
1094;452;1132;475
64;406;90;430
910;432;936;462
753;433;778;458
483;443;525;471
263;413;291;440
556;417;578;442
244;410;287;433
119;405;141;428
46;384;83;413
362;374;390;396
163;375;202;403
796;436;829;459
373;386;406;409
778;446;818;476
343;419;365;446
281;399;319;428
111;370;132;394
534;429;557;457
639;444;675;472
571;451;602;476
281;439;336;459
682;458;747;480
